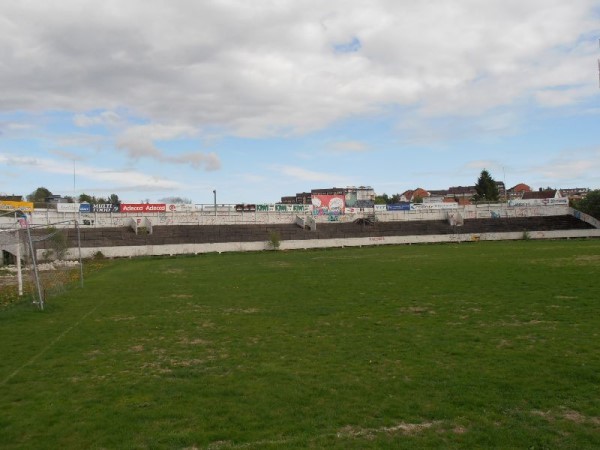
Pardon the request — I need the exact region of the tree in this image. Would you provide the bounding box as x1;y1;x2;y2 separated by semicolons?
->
159;196;192;204
27;187;52;202
374;193;390;205
474;169;499;202
79;193;95;204
108;194;121;205
574;189;600;220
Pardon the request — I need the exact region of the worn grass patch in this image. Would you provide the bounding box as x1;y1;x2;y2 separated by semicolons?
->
0;240;599;449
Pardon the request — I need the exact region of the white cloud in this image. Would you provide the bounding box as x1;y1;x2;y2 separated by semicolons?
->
328;140;370;153
0;0;597;138
114;124;220;170
73;111;122;127
273;165;350;185
165;152;221;171
0;153;182;192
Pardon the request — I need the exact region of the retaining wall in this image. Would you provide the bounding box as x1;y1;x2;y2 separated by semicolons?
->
53;228;600;260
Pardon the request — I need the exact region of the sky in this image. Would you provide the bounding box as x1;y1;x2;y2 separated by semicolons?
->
0;0;599;205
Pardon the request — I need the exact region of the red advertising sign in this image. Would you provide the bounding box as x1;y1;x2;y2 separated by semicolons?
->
119;203;167;213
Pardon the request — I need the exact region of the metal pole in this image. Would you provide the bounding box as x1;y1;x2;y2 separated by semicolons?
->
213;190;217;217
75;220;84;288
25;217;44;310
15;230;23;297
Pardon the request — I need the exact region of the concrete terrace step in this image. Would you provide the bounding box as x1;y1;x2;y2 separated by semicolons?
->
30;215;595;249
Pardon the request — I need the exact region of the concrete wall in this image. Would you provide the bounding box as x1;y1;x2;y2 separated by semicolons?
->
0;203;571;229
569;208;600;229
50;228;600;261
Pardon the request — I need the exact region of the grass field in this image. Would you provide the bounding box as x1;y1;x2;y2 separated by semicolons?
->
1;240;599;449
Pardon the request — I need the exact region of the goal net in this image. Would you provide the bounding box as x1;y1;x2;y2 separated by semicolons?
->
0;216;83;310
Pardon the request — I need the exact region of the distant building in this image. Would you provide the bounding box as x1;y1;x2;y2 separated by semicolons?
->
280;196;296;205
399;188;430;202
280;186;374;206
560;188;589;201
522;189;561;200
496;181;506;199
447;186;476;200
44;195;69;204
0;195;24;202
507;183;532;199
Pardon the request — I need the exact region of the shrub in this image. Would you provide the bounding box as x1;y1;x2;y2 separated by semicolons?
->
268;231;281;250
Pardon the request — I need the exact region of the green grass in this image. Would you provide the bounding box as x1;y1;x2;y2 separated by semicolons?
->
1;240;599;449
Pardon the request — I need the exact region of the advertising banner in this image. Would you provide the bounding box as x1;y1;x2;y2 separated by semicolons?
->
120;203;167;213
374;205;387;212
387;203;411;211
509;198;568;207
410;203;458;210
312;195;345;215
57;203;79;213
165;203;198;212
0;200;34;213
93;204;120;213
79;204;92;213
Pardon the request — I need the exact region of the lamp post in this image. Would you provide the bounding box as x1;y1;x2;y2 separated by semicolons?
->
213;190;217;217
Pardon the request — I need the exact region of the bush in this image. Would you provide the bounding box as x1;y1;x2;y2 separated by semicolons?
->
268;231;281;250
574;189;600;220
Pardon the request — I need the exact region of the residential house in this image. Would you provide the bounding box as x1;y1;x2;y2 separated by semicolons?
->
507;183;532;199
522;189;561;200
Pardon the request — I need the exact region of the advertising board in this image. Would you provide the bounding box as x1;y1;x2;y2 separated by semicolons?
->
166;203;198;212
93;204;120;213
57;203;80;213
387;203;411;211
508;198;569;207
0;200;34;213
410;203;458;210
120;203;167;213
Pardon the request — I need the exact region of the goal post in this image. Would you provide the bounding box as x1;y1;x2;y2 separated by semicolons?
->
0;213;84;310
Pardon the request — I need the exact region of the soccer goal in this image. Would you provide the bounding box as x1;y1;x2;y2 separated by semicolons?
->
0;213;83;310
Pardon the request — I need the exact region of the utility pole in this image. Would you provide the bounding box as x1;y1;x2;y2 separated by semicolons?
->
213;190;217;217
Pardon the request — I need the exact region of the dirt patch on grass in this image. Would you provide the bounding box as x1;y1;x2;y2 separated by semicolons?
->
111;315;136;322
337;421;440;440
264;261;292;268
179;337;210;346
531;255;600;268
496;339;512;348
398;306;436;315
130;345;144;352
170;294;193;299
222;307;259;314
531;409;600;425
